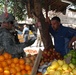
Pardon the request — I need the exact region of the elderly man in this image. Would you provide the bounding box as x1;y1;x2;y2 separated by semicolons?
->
49;16;76;57
0;13;35;58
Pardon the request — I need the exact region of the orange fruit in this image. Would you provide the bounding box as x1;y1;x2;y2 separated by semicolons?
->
19;58;25;65
0;67;3;73
8;54;12;59
10;68;17;74
1;61;8;67
25;65;32;71
6;59;12;65
0;73;4;75
4;69;10;75
4;66;10;70
8;65;11;68
0;55;5;61
16;72;22;75
16;63;20;67
0;64;2;67
3;52;12;59
21;70;27;75
20;64;25;70
3;52;10;60
15;66;21;72
10;63;16;68
13;58;19;64
27;70;31;75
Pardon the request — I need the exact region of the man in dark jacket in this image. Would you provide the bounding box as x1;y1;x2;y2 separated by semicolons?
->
0;13;35;58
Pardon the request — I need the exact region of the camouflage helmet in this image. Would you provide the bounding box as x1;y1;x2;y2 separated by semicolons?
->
0;13;15;23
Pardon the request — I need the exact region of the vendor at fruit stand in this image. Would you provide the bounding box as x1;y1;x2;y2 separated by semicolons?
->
0;13;35;58
49;16;76;57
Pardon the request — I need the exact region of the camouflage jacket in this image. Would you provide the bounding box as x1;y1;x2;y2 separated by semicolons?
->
0;28;27;54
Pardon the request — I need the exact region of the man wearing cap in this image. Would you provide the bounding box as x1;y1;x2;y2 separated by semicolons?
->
0;13;35;58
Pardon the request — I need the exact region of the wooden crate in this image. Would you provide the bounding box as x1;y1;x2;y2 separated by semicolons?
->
31;49;42;75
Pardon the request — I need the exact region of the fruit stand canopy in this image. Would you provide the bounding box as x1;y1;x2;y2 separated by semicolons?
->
66;0;76;3
42;0;76;14
47;0;69;14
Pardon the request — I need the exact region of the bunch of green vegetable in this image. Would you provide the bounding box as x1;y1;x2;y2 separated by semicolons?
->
64;50;76;65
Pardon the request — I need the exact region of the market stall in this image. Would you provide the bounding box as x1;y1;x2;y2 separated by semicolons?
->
0;0;76;75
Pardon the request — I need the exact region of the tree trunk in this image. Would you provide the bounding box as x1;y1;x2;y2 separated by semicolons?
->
33;0;53;49
39;13;53;49
26;0;53;49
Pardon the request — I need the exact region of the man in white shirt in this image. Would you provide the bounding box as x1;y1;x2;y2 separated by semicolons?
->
22;25;29;42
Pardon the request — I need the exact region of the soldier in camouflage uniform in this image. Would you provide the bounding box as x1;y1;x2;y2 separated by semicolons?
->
0;13;35;58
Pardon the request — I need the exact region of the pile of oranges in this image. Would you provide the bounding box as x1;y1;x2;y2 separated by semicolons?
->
0;52;32;75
